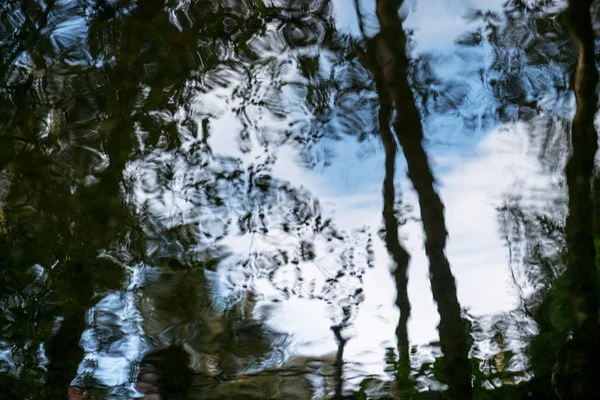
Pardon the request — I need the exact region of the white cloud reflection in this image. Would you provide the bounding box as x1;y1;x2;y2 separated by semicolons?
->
261;117;560;379
74;0;569;393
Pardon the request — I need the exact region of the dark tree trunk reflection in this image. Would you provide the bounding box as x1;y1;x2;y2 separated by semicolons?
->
46;297;89;398
561;0;599;397
372;0;473;398
380;92;413;393
353;1;413;390
331;325;347;399
363;37;413;391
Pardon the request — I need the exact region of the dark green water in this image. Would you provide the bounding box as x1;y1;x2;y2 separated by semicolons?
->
1;0;599;399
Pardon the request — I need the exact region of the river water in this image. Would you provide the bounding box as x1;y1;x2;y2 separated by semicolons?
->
1;0;598;399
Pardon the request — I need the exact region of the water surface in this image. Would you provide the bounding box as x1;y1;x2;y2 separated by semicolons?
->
1;0;599;399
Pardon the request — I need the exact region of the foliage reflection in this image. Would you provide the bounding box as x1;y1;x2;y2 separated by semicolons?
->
1;0;599;399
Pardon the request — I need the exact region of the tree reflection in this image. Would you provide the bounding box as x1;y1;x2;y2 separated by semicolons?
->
561;1;599;396
1;0;370;398
371;1;473;397
3;0;600;398
351;1;413;392
475;0;600;398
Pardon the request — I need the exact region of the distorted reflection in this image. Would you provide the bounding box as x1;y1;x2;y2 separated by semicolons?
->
1;0;599;399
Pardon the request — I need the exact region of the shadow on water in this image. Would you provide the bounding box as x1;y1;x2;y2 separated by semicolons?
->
1;0;600;399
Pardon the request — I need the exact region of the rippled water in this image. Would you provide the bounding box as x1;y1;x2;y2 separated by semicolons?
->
1;0;599;399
